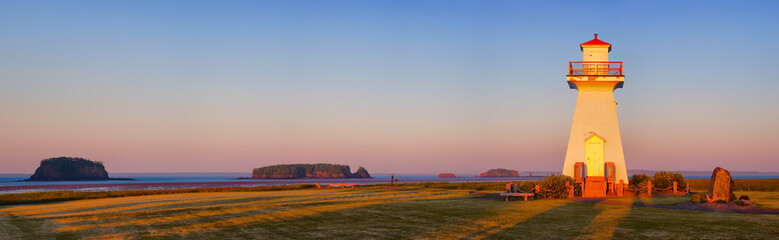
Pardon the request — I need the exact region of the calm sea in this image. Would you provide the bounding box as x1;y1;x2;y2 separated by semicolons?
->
0;173;539;193
1;173;776;194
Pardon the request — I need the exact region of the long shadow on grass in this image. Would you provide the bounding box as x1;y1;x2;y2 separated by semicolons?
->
59;190;421;236
482;199;604;239
613;195;717;239
173;195;503;239
182;197;595;240
93;190;459;239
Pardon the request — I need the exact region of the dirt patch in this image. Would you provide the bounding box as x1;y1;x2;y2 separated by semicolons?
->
471;193;505;200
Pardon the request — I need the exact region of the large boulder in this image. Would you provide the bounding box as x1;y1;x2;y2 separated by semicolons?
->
28;157;109;181
706;167;734;202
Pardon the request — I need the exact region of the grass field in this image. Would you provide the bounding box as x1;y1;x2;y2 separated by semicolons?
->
687;179;779;192
1;188;777;239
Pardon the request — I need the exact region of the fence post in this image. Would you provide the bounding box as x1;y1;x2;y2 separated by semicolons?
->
565;182;573;198
686;183;690;194
673;182;678;194
534;185;540;193
647;181;652;196
624;182;629;196
570;186;575;198
618;180;624;197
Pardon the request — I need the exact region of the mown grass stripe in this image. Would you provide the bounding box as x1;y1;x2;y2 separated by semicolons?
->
574;203;631;239
32;194;271;218
57;189;452;233
2;192;259;216
415;200;571;240
140;191;467;238
52;189;404;224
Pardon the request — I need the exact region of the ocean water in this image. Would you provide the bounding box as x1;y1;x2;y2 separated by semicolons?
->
2;173;776;194
0;173;539;193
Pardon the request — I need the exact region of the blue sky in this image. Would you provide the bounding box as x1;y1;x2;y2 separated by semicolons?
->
1;1;777;174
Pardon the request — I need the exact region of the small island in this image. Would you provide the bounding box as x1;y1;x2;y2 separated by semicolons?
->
27;157;132;181
437;173;456;178
251;164;372;179
479;168;519;177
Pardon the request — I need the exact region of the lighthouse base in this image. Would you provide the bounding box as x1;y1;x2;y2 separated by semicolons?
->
583;177;607;198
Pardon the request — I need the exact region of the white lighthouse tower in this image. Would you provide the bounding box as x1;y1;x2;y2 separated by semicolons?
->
562;34;628;197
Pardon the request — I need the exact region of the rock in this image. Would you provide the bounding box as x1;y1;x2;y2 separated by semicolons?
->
479;168;519;178
352;167;371;178
251;164;372;179
706;167;734;202
28;157;109;181
690;193;701;203
737;196;751;205
437;173;456;178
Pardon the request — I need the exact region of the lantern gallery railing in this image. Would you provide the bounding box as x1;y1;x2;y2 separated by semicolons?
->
568;61;623;76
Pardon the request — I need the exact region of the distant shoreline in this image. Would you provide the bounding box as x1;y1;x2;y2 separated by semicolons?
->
19;177;136;182
233;177;374;180
0;176;540;193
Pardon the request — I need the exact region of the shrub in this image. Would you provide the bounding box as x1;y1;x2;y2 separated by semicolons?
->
714;199;727;204
519;180;537;193
572;180;582;197
651;171;686;192
534;174;578;199
690;193;701;203
735;200;748;206
628;174;650;191
739;195;750;201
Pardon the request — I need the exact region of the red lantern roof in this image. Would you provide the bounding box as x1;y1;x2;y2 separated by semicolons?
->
580;34;611;52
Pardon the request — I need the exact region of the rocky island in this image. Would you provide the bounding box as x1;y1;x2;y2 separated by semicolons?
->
479;168;519;177
437;173;456;178
251;164;372;179
27;157;131;181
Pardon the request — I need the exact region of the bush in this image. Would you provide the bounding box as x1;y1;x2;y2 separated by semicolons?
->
714;199;728;204
628;174;650;191
519;180;538;193
739;195;750;201
534;174;578;199
651;171;686;192
690;193;701;203
572;180;582;197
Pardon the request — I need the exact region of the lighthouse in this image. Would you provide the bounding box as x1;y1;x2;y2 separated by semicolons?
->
562;34;627;197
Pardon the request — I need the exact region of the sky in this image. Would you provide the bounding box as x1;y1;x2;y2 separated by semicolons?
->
1;0;777;175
